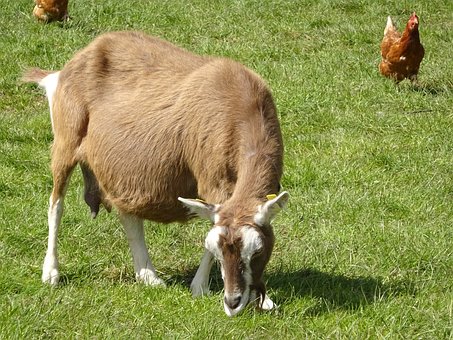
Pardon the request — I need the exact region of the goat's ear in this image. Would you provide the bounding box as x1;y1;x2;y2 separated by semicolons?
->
254;191;289;226
178;197;218;223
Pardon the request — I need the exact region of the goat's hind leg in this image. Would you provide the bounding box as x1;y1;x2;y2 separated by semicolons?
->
43;143;77;285
119;213;165;286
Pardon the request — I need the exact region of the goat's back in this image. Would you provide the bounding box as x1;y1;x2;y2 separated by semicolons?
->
53;31;282;222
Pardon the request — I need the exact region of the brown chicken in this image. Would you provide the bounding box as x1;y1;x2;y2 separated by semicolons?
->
379;12;425;83
33;0;69;22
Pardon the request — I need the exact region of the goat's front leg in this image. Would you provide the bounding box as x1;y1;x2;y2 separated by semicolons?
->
190;249;214;297
119;213;165;286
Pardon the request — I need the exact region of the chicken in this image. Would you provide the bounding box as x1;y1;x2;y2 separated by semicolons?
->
379;12;425;83
33;0;69;22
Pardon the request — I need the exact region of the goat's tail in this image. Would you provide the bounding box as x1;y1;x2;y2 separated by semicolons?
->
22;68;61;134
21;67;55;85
21;67;60;111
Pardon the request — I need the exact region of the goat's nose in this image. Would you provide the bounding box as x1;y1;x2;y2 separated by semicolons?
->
224;295;242;310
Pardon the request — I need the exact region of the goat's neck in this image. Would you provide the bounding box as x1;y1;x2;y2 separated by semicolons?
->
230;152;281;204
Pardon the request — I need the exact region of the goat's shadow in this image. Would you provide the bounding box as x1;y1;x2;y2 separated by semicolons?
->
168;266;415;316
266;268;415;315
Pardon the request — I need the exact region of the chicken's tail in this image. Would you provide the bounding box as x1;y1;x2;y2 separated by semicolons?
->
383;16;395;36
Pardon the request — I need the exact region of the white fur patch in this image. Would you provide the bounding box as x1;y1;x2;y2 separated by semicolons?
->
213;212;220;224
43;196;64;285
205;226;226;260
240;227;263;261
254;208;267;226
39;72;60;132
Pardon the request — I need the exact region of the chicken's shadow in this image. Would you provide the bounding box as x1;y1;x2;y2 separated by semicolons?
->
407;81;452;96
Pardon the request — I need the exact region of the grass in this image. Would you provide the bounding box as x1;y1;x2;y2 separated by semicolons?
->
1;0;452;338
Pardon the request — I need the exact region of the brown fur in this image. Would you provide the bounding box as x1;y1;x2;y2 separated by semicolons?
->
24;32;284;307
42;31;283;222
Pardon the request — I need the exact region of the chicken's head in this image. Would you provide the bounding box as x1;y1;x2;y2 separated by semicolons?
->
407;12;419;31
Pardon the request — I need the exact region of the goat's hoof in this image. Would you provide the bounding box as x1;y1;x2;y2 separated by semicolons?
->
137;270;166;287
190;284;210;297
42;257;59;285
258;295;276;311
42;269;60;286
145;277;166;287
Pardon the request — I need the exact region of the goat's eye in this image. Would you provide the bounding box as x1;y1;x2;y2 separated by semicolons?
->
253;253;261;259
252;248;263;259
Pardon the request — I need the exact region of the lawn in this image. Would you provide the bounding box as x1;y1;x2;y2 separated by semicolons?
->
1;0;452;338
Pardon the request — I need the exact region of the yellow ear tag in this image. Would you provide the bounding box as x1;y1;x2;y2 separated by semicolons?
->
266;194;277;200
195;198;207;204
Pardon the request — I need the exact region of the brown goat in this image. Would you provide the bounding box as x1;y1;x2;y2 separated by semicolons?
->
23;31;289;316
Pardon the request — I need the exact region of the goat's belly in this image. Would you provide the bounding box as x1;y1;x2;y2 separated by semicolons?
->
119;200;193;223
100;174;198;223
84;144;197;222
141;205;192;223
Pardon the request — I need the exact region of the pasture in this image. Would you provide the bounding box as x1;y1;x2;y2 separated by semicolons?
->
1;0;452;338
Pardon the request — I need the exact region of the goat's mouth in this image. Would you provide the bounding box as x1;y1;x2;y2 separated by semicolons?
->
223;287;272;317
223;289;250;317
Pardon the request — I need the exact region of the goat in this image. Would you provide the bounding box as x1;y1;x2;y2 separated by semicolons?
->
22;31;289;317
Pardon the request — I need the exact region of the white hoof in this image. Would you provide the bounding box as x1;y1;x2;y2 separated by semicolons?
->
42;269;59;285
145;276;166;287
137;269;166;287
259;294;276;311
42;257;59;285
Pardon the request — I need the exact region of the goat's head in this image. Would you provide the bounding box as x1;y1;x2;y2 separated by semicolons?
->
179;191;289;316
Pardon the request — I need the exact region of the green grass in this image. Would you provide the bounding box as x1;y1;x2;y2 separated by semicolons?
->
1;0;452;338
